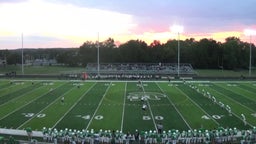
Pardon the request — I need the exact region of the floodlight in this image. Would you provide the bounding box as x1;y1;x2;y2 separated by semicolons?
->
170;24;184;77
244;28;256;76
244;29;256;36
170;25;184;34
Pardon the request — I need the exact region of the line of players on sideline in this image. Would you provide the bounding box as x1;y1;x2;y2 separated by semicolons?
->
188;83;247;126
41;126;256;144
139;79;248;126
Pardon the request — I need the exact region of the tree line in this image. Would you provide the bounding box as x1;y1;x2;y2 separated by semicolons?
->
0;37;255;70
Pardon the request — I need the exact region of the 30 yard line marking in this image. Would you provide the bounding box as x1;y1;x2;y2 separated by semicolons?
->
52;82;96;128
0;83;65;121
85;82;112;130
155;82;192;130
120;82;127;131
17;85;75;129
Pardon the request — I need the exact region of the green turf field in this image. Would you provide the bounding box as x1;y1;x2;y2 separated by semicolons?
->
0;80;255;133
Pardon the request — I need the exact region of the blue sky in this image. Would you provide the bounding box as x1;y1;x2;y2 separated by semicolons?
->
0;0;256;49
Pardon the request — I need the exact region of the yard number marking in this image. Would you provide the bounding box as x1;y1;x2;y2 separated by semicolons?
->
143;115;164;120
22;113;46;118
251;113;256;117
201;114;224;120
76;115;104;120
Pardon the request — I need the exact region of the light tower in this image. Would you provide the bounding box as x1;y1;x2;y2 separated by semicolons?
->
170;25;184;77
244;29;256;77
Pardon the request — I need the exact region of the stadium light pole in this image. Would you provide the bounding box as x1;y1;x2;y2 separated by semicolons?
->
97;32;100;77
21;33;24;75
244;29;256;77
170;25;184;77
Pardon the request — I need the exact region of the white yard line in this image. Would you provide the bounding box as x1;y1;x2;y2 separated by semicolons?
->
141;81;158;131
155;82;192;130
120;82;127;132
176;86;220;125
17;86;76;129
210;88;254;127
0;84;17;96
212;88;255;113
85;82;112;130
236;86;256;103
0;83;65;121
52;83;96;128
0;85;43;107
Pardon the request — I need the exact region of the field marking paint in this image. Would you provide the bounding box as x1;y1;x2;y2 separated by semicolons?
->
155;82;192;130
52;83;96;128
208;87;254;127
235;86;256;103
85;82;112;130
17;85;76;129
200;84;256;123
141;81;158;131
121;82;127;132
176;85;220;125
0;84;18;97
210;87;255;113
0;84;43;107
0;83;65;121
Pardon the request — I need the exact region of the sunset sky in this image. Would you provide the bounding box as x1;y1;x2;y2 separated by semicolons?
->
0;0;256;49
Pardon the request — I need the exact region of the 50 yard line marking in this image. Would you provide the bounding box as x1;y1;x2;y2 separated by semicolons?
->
120;82;127;132
141;81;158;131
85;82;112;130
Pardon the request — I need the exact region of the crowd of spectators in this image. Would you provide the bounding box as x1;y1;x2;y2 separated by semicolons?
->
85;63;195;80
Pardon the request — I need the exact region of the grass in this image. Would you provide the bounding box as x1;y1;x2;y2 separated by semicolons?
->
195;69;256;77
0;65;85;75
0;80;255;133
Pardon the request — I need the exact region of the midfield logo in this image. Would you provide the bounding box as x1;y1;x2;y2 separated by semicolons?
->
127;92;166;101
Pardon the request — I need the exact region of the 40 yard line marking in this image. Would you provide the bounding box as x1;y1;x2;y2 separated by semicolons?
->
85;82;112;130
52;83;96;128
155;82;192;130
120;82;127;131
176;86;220;125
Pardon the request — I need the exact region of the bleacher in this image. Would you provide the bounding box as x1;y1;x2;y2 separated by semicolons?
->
85;63;197;79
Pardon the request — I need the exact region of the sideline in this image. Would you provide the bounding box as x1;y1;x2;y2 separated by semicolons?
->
0;128;43;137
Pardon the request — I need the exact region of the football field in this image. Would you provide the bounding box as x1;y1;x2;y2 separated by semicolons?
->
0;80;255;133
